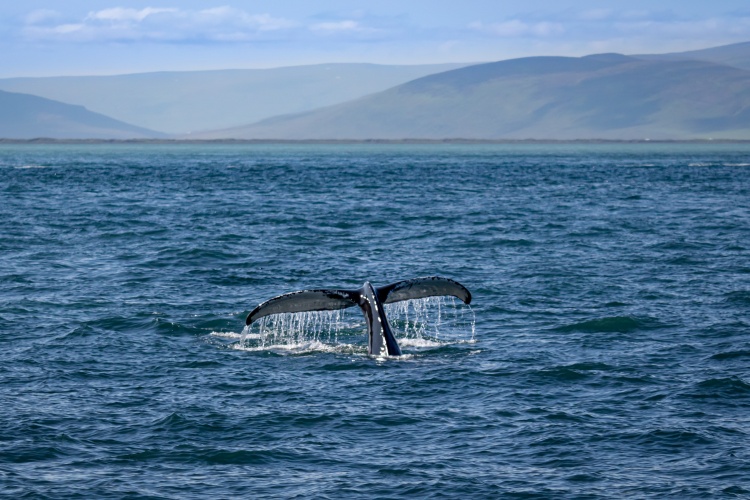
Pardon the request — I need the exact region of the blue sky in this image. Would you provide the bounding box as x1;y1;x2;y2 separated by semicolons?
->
2;1;750;77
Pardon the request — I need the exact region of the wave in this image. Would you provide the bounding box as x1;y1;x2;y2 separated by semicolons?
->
527;362;616;382
489;237;535;247
684;377;750;399
625;428;714;447
724;290;750;305
4;445;70;464
532;366;591;381
696;377;750;393
555;316;662;334
710;350;750;361
117;445;302;466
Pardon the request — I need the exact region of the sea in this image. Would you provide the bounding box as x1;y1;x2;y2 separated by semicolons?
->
1;143;749;498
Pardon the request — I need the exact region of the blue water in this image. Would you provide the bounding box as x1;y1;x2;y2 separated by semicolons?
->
1;143;749;498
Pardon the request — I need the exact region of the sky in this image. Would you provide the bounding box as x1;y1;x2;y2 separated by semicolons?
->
2;1;750;77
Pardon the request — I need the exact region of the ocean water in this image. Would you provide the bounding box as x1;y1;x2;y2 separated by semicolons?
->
1;143;749;498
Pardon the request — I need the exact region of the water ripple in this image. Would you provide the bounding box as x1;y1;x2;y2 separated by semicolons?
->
1;143;749;498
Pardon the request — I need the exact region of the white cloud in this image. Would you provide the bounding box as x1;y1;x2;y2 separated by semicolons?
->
85;7;177;23
468;8;750;48
23;5;296;43
25;9;62;24
612;16;750;39
579;9;612;21
19;4;750;64
308;19;384;38
195;7;295;31
21;5;388;44
311;20;362;32
52;24;86;35
620;10;654;21
470;20;565;38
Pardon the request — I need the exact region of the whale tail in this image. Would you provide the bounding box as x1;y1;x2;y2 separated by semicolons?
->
245;288;360;326
245;276;472;355
376;276;472;306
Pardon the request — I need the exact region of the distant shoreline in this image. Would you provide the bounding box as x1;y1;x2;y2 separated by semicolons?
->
2;138;750;145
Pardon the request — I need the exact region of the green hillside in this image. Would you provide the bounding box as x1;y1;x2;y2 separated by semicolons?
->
0;90;164;139
196;54;750;140
0;63;468;135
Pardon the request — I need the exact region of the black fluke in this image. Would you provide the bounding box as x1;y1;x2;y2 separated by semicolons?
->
245;277;472;356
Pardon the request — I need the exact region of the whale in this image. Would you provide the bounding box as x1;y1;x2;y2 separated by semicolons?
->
245;276;472;356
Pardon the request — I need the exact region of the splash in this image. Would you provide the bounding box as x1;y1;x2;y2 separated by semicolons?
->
233;296;475;353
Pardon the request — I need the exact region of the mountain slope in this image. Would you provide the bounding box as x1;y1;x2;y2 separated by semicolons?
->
635;41;750;70
195;54;750;140
0;90;165;139
0;63;469;135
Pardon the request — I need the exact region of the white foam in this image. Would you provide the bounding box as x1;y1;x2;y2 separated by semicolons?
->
397;337;443;348
231;340;362;355
210;331;261;340
373;353;415;362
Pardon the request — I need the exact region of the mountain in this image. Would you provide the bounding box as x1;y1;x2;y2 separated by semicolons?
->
635;41;750;70
0;63;469;135
0;89;164;139
193;54;750;140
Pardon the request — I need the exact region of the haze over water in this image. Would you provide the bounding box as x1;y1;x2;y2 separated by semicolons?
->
1;143;749;498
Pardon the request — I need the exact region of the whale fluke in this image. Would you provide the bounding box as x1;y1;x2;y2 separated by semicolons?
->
245;277;472;356
245;289;359;326
377;276;472;305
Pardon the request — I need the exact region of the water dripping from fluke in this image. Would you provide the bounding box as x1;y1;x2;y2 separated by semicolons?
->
216;296;475;357
238;276;474;357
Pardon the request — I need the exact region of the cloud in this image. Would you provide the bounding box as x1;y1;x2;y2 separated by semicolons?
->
310;20;362;32
85;7;177;23
18;4;750;63
609;15;750;40
469;8;750;47
470;20;564;38
25;9;62;24
308;19;384;39
21;6;396;44
578;9;613;21
22;6;297;43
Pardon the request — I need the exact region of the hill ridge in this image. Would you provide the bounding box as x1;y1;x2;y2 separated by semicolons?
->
192;52;750;141
0;89;165;139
